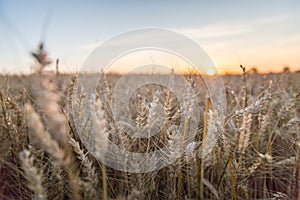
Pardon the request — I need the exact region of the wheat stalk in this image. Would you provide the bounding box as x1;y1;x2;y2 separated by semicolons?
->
19;149;47;200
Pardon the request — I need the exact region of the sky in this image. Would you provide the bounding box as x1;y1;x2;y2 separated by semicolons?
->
0;0;299;74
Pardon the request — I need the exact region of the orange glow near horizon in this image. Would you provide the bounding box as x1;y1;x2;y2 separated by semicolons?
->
2;48;298;75
99;49;299;76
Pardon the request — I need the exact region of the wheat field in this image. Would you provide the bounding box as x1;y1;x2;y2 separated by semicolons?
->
0;71;299;200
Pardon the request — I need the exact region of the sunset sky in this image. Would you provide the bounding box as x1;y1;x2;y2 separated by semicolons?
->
0;0;299;74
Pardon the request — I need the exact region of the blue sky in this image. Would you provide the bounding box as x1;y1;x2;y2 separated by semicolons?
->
0;0;299;74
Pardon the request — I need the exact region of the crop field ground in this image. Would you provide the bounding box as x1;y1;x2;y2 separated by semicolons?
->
0;71;299;200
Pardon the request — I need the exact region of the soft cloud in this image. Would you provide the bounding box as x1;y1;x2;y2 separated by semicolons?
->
254;14;296;26
177;14;297;40
178;26;253;39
